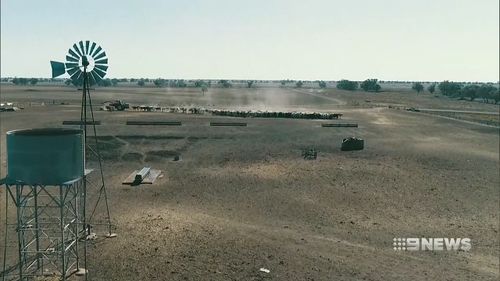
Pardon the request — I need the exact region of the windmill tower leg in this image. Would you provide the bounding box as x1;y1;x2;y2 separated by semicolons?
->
80;67;116;239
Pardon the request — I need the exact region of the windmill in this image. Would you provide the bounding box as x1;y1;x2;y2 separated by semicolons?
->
51;40;116;237
0;41;116;281
50;40;108;86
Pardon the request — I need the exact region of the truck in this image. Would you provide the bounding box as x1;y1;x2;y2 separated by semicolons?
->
101;100;130;111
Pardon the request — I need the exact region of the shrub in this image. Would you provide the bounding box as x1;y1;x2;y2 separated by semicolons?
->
336;80;358;91
360;79;381;92
12;77;29;85
412;82;424;93
218;80;232;88
153;78;165;87
29;78;39;85
98;78;112;87
428;84;436;94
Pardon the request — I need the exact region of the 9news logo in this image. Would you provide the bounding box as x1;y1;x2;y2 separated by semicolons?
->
393;237;471;251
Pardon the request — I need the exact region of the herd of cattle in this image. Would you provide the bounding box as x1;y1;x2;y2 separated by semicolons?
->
127;105;342;120
210;109;342;120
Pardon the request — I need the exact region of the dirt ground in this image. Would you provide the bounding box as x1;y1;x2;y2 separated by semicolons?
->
0;85;499;280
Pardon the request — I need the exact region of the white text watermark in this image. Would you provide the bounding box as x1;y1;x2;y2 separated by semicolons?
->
393;237;471;251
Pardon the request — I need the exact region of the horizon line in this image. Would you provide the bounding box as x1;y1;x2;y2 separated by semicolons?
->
1;77;499;84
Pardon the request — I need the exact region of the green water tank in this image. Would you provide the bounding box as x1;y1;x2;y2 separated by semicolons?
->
6;128;84;185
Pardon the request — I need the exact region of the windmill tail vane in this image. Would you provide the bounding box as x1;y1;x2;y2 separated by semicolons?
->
50;40;108;85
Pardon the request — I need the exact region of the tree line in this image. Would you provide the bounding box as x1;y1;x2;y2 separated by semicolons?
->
12;77;39;85
336;79;381;92
438;81;498;103
335;79;499;104
5;77;498;103
409;81;499;103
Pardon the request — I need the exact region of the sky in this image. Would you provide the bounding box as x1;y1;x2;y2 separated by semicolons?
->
1;0;499;81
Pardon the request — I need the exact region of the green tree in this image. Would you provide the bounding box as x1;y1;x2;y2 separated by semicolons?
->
336;80;358;91
360;79;381;92
477;85;490;103
218;80;232;88
153;78;165;87
295;81;303;88
460;85;479;101
177;79;187;87
438;81;462;97
247;80;255;88
194;80;208;95
492;88;500;104
412;82;424;93
137;79;145;86
111;78;119;86
318;81;327;88
29;78;39;85
98;78;112;87
428;84;436;94
477;85;498;103
12;77;29;85
194;80;205;87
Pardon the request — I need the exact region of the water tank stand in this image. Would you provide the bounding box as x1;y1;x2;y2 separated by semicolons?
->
2;177;88;281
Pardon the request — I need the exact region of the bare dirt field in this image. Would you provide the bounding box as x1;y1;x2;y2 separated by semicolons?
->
1;85;499;280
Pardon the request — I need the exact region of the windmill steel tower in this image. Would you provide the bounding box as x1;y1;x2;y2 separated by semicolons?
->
51;40;114;238
1;40;115;281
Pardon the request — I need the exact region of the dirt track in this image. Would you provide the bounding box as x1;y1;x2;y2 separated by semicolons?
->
0;85;498;280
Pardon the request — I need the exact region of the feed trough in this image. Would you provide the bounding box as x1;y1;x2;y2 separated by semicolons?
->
210;122;247;127
321;123;358;128
126;120;182;126
63;120;101;125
